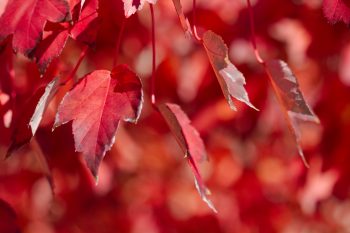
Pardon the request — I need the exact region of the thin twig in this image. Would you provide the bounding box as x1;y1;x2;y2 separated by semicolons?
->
150;4;156;105
114;17;126;67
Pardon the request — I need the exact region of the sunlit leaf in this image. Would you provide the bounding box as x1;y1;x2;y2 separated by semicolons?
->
54;64;143;177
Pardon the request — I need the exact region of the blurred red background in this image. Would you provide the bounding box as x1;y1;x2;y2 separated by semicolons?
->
1;0;350;232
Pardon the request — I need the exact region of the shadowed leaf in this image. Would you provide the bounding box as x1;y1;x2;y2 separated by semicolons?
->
158;103;217;213
202;30;257;111
31;30;70;74
266;59;320;165
70;0;100;45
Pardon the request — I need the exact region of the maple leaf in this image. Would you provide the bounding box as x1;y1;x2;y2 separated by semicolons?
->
265;59;320;165
7;87;46;157
171;0;192;36
158;103;217;213
31;30;70;74
70;0;100;45
202;30;258;111
54;64;143;177
0;0;71;56
123;0;157;18
323;0;350;25
29;77;61;136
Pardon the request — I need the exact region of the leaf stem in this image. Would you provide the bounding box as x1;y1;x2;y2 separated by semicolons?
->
150;4;156;105
66;45;88;83
114;17;126;67
247;0;264;64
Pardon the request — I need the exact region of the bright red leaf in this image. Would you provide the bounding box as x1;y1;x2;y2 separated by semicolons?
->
265;59;320;165
0;0;71;56
70;0;99;45
323;0;350;25
54;64;143;177
158;103;217;213
202;30;258;111
123;0;157;18
31;30;70;74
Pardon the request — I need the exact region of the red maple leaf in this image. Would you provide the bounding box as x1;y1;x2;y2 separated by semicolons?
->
54;64;143;177
265;59;320;165
0;0;71;56
158;103;217;212
202;30;258;111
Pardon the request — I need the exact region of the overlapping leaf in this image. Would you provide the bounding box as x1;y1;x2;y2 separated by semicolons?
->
202;30;257;111
123;0;157;18
158;103;217;213
323;0;350;25
265;59;320;165
29;77;61;135
7;87;46;157
31;30;70;74
54;64;143;177
0;0;71;56
70;0;99;45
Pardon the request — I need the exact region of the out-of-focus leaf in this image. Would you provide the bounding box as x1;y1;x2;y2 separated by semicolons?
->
202;30;258;111
0;199;20;233
29;77;61;136
0;0;71;56
54;64;143;177
6;87;47;157
70;0;100;45
0;44;13;96
323;0;350;25
171;0;192;36
122;0;157;18
158;103;217;213
31;30;70;74
265;59;320;165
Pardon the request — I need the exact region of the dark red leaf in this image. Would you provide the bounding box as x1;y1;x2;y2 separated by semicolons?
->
0;44;14;96
158;103;217;212
202;30;258;111
0;199;20;233
323;0;350;25
265;59;320;165
54;64;143;177
70;0;100;45
0;0;71;56
7;87;46;157
31;30;70;74
123;0;157;18
30;77;61;135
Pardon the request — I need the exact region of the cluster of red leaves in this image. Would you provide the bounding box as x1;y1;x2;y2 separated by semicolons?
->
0;0;350;232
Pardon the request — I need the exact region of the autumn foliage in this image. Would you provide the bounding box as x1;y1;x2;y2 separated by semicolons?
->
0;0;350;232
